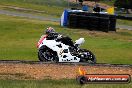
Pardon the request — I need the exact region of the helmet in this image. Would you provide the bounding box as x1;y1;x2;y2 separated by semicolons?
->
45;27;55;34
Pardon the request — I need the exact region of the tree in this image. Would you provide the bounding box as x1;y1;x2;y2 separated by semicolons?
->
114;0;132;9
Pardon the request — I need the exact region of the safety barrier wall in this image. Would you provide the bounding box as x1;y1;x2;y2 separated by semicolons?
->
68;12;116;32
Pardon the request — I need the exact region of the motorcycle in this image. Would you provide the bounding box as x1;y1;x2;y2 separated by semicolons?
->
37;32;96;63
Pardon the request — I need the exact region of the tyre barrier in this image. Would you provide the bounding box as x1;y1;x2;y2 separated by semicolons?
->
68;12;116;32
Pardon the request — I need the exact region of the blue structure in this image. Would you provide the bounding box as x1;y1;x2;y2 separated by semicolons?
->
60;10;68;26
82;5;89;11
60;9;83;27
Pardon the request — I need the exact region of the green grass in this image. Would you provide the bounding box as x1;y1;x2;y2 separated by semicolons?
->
0;14;132;64
0;14;59;61
0;0;68;17
0;0;68;7
0;79;131;88
117;19;132;26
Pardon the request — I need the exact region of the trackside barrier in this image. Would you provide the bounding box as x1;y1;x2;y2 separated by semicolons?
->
61;10;116;32
68;12;116;32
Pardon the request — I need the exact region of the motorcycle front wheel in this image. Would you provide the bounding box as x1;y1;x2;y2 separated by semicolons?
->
38;45;58;62
79;49;96;64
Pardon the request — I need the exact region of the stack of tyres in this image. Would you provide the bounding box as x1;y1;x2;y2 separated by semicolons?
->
99;17;109;32
88;16;99;31
67;12;116;32
76;12;85;15
109;15;116;31
85;16;91;30
99;14;116;32
86;16;94;30
68;14;78;28
85;13;95;17
99;14;109;18
78;15;88;28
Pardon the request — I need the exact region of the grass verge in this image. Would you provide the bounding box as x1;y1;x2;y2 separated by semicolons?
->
0;0;68;17
0;79;131;88
117;19;132;26
0;14;132;64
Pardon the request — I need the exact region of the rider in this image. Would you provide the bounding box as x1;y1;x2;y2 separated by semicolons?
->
37;27;55;48
45;27;60;40
37;27;76;48
45;27;75;47
45;27;55;35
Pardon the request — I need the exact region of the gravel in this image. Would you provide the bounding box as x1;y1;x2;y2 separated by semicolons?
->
0;63;131;80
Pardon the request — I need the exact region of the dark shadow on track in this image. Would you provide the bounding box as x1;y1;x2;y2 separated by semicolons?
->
0;60;131;67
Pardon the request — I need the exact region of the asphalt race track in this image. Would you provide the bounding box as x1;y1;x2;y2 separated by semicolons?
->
0;9;131;30
0;60;131;67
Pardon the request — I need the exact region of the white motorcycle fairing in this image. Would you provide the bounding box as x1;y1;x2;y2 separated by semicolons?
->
39;38;81;62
